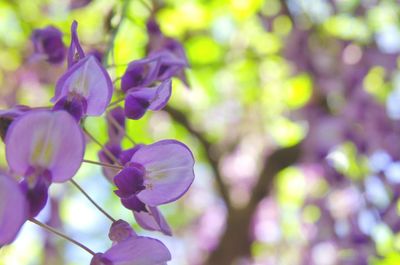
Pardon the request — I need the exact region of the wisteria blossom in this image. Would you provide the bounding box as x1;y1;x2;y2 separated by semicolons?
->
0;174;27;246
114;139;195;208
124;79;172;120
90;220;171;265
5;110;84;216
31;26;66;64
52;21;113;119
1;13;195;264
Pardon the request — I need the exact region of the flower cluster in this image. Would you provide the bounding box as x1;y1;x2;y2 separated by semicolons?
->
0;19;193;265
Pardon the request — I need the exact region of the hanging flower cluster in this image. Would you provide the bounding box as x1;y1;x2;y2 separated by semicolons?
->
0;19;193;265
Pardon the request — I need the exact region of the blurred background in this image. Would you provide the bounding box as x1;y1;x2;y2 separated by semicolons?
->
1;0;400;264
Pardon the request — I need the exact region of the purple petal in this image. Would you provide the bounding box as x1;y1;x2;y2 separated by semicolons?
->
121;57;161;93
120;194;147;212
114;166;145;196
119;145;144;165
134;206;172;236
90;254;113;265
103;236;171;265
5;110;85;182
124;81;171;120
131;140;195;206
0;174;27;245
124;89;152;120
52;94;87;121
70;0;92;9
68;21;85;67
53;55;113;116
146;18;162;35
19;169;51;217
148;79;172;111
31;26;66;64
108;219;136;243
154;51;187;81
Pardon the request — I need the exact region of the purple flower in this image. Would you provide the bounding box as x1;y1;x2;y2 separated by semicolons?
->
146;18;190;87
121;52;185;93
108;219;136;244
124;79;171;120
133;206;172;236
0;174;27;246
121;56;161;93
31;26;66;64
91;219;171;265
152;51;188;82
114;139;194;207
70;0;92;9
68;21;85;68
90;236;171;265
119;145;144;165
52;55;113;118
6;110;85;183
6;110;84;216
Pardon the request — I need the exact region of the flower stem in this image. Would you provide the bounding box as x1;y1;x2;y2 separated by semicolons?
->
107;113;136;145
112;76;122;85
139;0;152;11
82;127;122;166
83;159;123;170
107;97;125;109
70;179;116;222
29;218;95;256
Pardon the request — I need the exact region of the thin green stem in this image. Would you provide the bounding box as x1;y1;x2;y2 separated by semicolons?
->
70;179;116;222
82;127;122;166
83;159;123;170
107;97;125;109
107;113;136;145
29;218;95;256
138;0;153;12
112;76;122;84
104;0;131;67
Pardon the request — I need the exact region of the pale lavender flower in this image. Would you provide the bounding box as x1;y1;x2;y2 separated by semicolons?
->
124;79;171;120
0;174;27;245
114;139;194;207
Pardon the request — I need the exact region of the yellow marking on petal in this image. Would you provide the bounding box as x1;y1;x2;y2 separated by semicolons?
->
29;115;60;168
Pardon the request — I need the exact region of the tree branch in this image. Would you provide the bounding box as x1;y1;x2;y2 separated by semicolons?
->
205;143;302;265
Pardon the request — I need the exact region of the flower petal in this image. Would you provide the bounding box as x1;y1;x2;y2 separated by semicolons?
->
131;140;195;206
53;55;113;116
31;26;66;64
68;20;85;67
124;89;153;120
108;219;136;244
133;206;172;236
103;236;171;265
5;110;85;182
121;57;161;93
148;79;171;111
0;174;27;245
119;145;144;165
